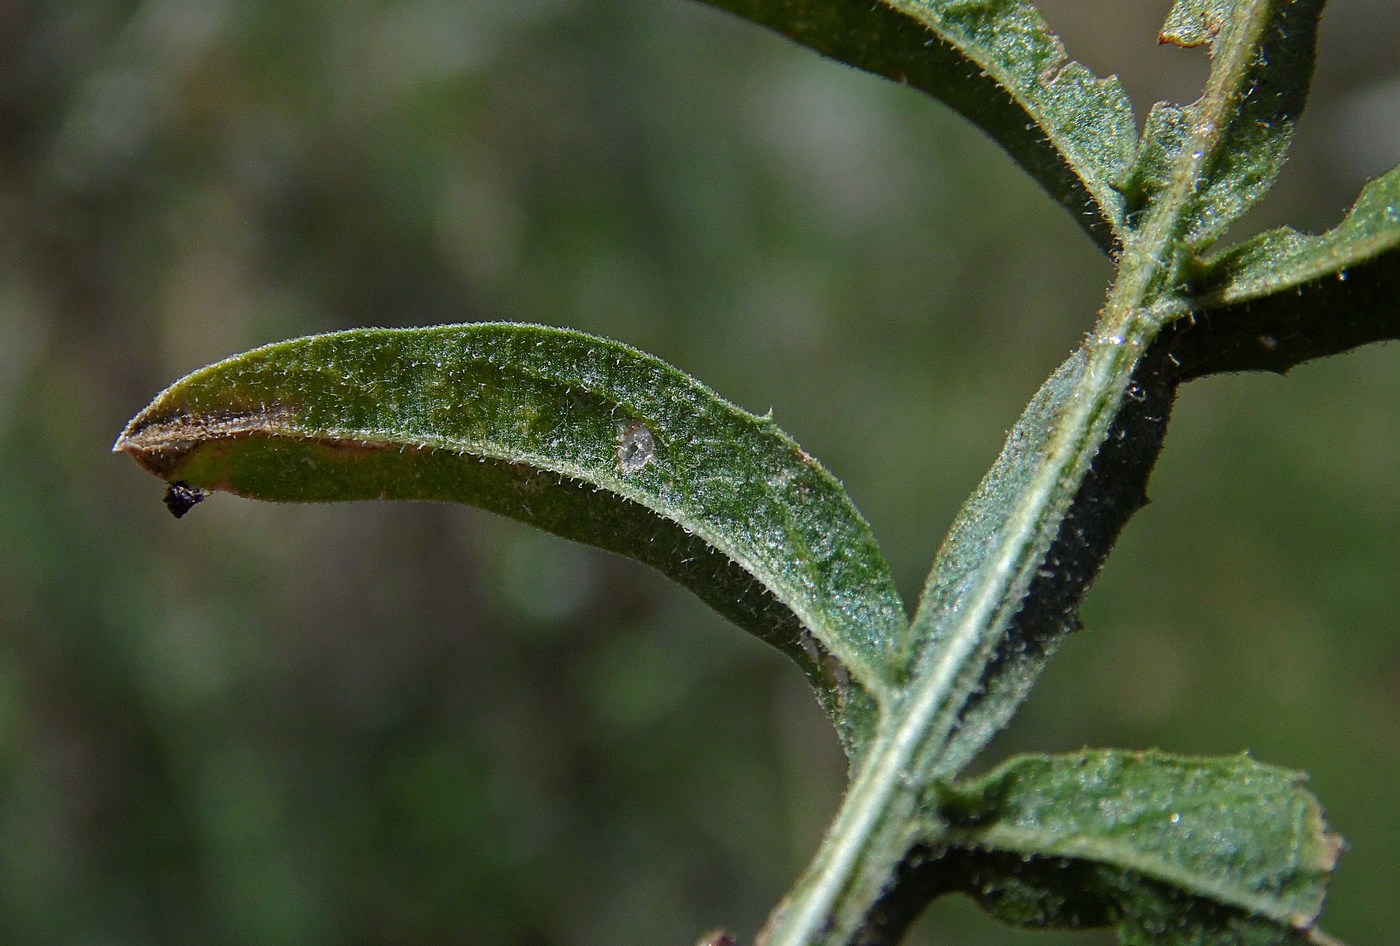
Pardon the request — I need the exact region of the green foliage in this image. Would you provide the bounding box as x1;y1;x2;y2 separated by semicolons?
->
905;348;1169;778
933;751;1340;944
114;323;906;751
1197;166;1400;307
1168;165;1400;377
1126;0;1324;254
109;1;1398;945
701;0;1137;249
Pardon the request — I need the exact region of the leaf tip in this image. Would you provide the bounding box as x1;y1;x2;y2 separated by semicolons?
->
111;413;150;455
1158;1;1223;49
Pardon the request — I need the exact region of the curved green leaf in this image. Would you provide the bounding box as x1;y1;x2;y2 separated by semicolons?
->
113;323;907;751
929;750;1342;945
1124;0;1323;254
696;0;1137;250
1166;166;1400;378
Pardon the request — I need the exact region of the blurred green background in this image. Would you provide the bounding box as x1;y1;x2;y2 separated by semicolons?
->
2;1;1397;944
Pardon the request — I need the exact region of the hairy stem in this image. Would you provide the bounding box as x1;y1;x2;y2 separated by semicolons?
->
757;5;1284;943
761;303;1161;946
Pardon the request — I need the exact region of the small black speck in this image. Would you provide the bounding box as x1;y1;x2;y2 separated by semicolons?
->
163;482;208;518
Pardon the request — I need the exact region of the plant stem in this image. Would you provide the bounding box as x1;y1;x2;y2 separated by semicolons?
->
760;301;1161;946
757;6;1281;943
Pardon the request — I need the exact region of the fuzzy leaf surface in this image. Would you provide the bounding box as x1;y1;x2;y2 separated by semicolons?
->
1195;165;1400;305
1167;165;1400;377
929;750;1342;945
1126;0;1324;254
113;323;907;750
695;0;1137;250
901;349;1172;776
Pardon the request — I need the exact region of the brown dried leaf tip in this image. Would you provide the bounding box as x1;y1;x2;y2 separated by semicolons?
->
163;481;209;518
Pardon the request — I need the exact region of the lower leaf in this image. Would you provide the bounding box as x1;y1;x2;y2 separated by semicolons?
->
922;750;1342;945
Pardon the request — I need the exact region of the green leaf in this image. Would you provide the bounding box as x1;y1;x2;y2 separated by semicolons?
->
928;750;1343;945
113;323;907;751
696;0;1137;250
901;349;1171;776
1166;166;1400;377
780;336;1175;946
1191;164;1400;306
1124;0;1324;254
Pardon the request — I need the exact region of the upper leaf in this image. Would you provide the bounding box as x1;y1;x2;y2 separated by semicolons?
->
1123;0;1324;255
696;0;1137;250
113;323;908;752
1167;165;1400;377
928;750;1343;945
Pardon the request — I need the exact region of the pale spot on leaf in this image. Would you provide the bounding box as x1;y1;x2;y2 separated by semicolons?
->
617;422;655;473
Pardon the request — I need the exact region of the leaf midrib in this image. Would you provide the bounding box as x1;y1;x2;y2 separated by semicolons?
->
948;823;1320;925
